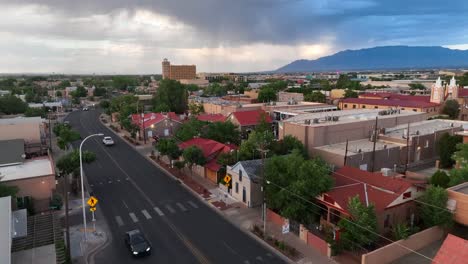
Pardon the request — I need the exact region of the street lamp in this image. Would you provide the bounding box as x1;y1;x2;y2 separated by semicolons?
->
48;109;52;153
80;133;103;242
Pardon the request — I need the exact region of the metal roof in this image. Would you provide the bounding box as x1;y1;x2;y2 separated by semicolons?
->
0;139;25;167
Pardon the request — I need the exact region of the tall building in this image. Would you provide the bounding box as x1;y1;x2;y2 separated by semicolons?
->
161;59;196;80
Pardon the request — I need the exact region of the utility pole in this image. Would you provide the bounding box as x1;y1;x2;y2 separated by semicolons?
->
370;116;378;172
344;139;349;166
404;122;410;173
62;173;71;261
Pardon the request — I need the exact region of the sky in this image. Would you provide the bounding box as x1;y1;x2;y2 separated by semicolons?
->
0;0;467;74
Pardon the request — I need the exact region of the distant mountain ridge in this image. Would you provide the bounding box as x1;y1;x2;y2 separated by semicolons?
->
276;46;468;73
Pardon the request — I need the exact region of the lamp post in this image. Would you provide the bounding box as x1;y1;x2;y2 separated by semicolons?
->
80;133;103;242
48;109;52;153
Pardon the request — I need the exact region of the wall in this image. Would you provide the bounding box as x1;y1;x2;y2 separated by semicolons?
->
278;92;304;102
267;209;286;227
229;166;263;207
244;90;259;99
361;226;444;264
0;123;41;144
4;174;55;212
447;184;468;226
339;101;440;116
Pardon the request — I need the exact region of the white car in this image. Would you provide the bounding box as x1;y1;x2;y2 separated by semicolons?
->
82;107;89;111
102;136;114;146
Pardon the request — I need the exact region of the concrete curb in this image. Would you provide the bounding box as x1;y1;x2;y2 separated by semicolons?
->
97;115;294;264
86;207;112;264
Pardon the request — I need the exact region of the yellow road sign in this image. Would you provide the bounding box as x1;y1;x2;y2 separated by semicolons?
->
89;207;97;212
87;196;98;207
224;175;231;183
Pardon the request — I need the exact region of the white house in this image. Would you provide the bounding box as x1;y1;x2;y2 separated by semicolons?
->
227;159;264;208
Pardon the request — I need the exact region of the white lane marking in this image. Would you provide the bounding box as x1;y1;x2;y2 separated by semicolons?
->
243;261;250;264
188;201;198;209
108;180;112;184
154;207;165;216
142;209;152;219
256;256;263;262
122;201;129;209
115;216;124;226
165;205;176;214
117;179;120;182
176;202;187;212
129;212;138;223
266;253;273;258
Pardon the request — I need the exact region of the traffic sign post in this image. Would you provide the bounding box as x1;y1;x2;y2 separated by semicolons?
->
223;175;232;188
87;196;98;207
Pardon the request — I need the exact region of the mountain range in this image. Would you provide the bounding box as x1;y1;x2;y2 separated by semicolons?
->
276;46;468;73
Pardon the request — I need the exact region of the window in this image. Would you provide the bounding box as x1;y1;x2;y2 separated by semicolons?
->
413;109;417;112
344;104;348;108
384;214;390;228
239;170;242;182
425;140;429;148
403;191;412;199
401;108;405;110
352;104;356;109
374;106;378;109
235;182;239;193
362;105;366;108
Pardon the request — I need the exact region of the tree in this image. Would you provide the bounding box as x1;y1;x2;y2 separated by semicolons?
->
55;90;63;97
175;118;206;141
54;124;81;150
448;167;468;187
58;80;71;89
338;196;379;250
409;83;426;90
93;87;107;97
72;86;87;98
453;143;468;168
112;76;138;91
442;100;460;119
25;107;46;118
344;89;358;98
99;100;110;109
182;146;206;177
0;95;28;114
419;186;453;228
430;170;450;188
0;183;18;198
155;139;181;164
202;121;241;145
217;151;238;166
153;79;188;113
438;133;462;168
188;102;204;115
265;151;333;224
203;83;228;96
392;223;411;240
270;135;308;158
257;87;276;102
56;150;96;175
304;91;326;103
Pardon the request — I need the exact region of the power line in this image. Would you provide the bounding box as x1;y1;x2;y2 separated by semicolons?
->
265;180;437;263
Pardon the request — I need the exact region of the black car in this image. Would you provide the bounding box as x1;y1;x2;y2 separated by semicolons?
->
124;229;151;257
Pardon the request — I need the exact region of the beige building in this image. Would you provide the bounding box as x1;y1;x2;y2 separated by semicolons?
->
447;182;468;226
227;160;263;208
279;109;428;157
0;117;47;151
162;58;196;80
278;92;304;102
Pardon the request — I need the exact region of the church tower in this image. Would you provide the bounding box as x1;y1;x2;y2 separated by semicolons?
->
430;77;445;104
448;76;458;99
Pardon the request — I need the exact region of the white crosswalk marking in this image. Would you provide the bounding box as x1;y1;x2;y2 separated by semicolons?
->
176;202;187;212
129;212;138;223
154;207;165;216
256;256;263;262
165;205;176;214
142;210;152;219
188;201;198;208
115;216;124;227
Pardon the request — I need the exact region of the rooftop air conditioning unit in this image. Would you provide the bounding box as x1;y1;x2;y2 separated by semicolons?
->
313;118;319;124
332;116;339;121
381;168;392;176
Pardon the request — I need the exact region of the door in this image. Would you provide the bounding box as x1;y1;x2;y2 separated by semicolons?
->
164;128;169;136
242;187;246;203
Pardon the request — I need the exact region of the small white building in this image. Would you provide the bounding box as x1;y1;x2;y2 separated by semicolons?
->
227;159;264;208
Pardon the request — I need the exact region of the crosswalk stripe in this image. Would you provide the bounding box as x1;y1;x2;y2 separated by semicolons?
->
129;212;139;223
115;216;124;226
154;207;165;216
188;201;198;208
256;256;263;262
165;205;176;214
176;202;187;212
142;210;152;219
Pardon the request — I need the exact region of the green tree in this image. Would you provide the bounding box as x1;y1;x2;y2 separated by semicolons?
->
153;79;188;113
175;118;206;141
185;84;200;92
55;90;63;97
258;87;277;102
0;95;28;114
409;83;426;90
419;186;453;228
56;150;96;175
204;83;228;96
392;223;411;240
54;124;81;150
438;133;462;168
430;170;450;188
72;86;87;98
24;107;46;118
188;102;204;115
442;100;460;119
93;87;107;97
217;151;238;166
453;143;468;168
304;91;326;103
58;80;71;89
448;167;468;187
270;135;308;158
202;121;240;145
0;183;19;198
182;146;206;177
344;89;358;98
99;100;110;109
338;196;378;250
112;76;138;90
265;151;333;224
155;138;181;164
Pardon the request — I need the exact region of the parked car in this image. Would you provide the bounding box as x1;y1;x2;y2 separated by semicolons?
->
124;230;151;257
82;107;89;111
102;136;114;146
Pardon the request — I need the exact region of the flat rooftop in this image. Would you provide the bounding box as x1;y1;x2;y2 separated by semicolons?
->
0;116;44;125
384;119;468;138
448;182;468;195
313;138;402;155
0;157;54;182
0;196;11;264
284;109;426;127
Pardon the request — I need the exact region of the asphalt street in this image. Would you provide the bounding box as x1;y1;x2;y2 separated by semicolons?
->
66;110;286;264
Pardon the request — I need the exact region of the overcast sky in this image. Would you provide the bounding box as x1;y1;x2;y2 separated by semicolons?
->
1;0;467;74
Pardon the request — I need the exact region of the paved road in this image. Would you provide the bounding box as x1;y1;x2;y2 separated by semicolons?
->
66;110;286;264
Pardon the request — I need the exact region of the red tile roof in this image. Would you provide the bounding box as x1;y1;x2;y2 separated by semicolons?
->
196;113;226;123
359;92;431;102
324;167;415;213
231;110;272;126
131;112;183;128
178;138;236;159
341;97;439;108
433;234;468;264
458;87;468;97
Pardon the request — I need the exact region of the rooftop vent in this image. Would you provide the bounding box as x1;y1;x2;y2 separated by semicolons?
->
313;118;319;124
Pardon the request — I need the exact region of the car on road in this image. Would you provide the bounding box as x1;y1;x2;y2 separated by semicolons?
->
82;107;89;111
124;229;151;257
102;136;114;146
